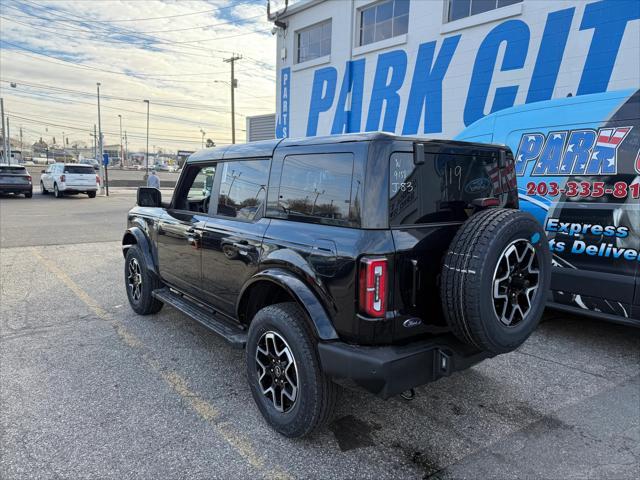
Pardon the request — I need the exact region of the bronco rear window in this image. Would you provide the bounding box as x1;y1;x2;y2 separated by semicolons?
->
64;165;95;174
389;147;510;226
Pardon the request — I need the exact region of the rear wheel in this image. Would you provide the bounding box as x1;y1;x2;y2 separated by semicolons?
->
53;183;62;198
124;245;163;315
440;209;551;354
246;302;337;438
25;191;33;198
87;191;96;198
40;182;48;194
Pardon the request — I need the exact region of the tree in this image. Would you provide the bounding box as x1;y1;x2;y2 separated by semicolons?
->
205;138;216;148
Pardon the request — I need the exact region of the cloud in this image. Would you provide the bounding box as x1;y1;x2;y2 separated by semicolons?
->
0;0;276;151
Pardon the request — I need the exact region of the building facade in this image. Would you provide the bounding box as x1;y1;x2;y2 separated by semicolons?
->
273;0;639;140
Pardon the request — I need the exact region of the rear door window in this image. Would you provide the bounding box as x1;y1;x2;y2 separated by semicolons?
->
216;159;271;221
277;153;357;227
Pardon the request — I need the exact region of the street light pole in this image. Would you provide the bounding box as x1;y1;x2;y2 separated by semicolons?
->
6;116;10;164
200;128;205;149
118;114;123;168
143;100;150;178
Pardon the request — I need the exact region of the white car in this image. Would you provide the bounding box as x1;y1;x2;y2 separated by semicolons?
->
40;163;98;198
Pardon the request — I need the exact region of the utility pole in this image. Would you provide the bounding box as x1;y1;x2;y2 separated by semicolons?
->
118;114;123;168
96;82;107;195
143;100;150;178
200;128;206;149
92;124;97;159
6;117;10;164
223;54;242;144
124;131;128;165
20;126;23;160
1;97;7;162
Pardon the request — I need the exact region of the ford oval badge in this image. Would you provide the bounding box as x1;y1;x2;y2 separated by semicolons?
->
403;318;422;328
464;177;491;194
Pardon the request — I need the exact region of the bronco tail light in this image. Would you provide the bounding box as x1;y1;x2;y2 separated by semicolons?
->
60;174;66;182
359;257;388;318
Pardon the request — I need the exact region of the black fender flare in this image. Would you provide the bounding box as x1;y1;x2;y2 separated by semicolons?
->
238;268;339;340
122;226;158;277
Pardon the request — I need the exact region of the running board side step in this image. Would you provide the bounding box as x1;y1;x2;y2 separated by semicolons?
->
152;287;247;349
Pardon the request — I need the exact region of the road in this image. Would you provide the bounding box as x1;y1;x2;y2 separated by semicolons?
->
1;191;639;479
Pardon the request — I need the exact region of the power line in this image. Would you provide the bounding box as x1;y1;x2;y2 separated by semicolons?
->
14;1;257;23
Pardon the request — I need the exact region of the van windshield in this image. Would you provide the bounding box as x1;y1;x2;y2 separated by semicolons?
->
389;150;506;226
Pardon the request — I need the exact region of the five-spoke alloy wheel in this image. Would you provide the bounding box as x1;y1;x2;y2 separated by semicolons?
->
127;257;143;302
492;239;540;326
255;331;299;413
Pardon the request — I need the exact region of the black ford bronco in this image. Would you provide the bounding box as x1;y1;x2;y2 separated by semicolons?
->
122;133;551;437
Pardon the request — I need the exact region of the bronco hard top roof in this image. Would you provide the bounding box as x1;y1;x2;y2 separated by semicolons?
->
187;132;507;163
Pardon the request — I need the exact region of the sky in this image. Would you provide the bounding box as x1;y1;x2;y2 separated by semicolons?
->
0;0;283;153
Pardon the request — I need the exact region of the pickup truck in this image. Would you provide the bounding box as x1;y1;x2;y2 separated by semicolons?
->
122;133;551;437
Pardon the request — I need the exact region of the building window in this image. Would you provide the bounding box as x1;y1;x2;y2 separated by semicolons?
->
359;0;409;47
447;0;522;22
296;20;331;64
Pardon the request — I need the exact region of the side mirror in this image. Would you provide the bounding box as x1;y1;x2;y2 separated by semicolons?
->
137;187;162;207
41;169;46;174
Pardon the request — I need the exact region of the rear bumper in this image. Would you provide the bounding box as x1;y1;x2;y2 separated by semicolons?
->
59;185;97;192
318;335;491;399
0;184;32;193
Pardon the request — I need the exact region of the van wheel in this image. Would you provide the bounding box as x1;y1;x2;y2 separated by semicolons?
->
124;245;163;315
53;183;62;198
246;302;337;438
440;209;551;355
40;182;48;194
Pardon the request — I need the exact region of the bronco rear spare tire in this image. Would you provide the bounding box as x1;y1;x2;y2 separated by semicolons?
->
441;208;551;355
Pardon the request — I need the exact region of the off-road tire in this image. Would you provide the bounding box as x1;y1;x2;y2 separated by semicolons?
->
246;302;338;438
40;182;48;195
124;245;163;315
441;208;551;354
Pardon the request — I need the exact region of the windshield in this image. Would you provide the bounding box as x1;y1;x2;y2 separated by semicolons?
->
64;165;95;174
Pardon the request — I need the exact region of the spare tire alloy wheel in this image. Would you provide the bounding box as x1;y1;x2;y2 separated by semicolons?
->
255;331;298;413
492;239;540;327
127;257;143;303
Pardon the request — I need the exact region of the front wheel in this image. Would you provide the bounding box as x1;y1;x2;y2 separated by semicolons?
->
246;302;337;438
124;245;163;315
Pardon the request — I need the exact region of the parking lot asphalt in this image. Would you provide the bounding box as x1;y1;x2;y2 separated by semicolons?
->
1;192;639;479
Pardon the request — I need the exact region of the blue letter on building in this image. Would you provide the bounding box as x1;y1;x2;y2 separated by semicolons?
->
366;50;407;133
402;36;460;135
307;67;337;136
332;59;366;134
464;20;530;126
577;0;640;96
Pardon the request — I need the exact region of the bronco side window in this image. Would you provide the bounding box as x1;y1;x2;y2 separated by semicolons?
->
215;159;271;221
277;153;357;227
173;163;217;214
